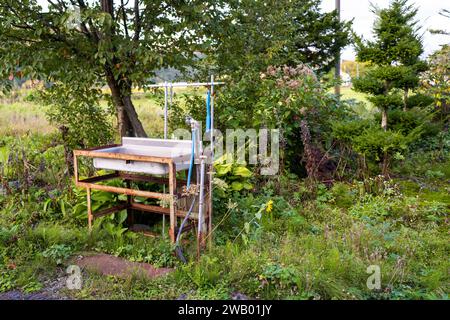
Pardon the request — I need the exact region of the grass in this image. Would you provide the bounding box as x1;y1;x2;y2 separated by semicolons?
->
0;88;203;139
329;86;376;118
0;101;53;136
339;86;372;108
0;94;165;139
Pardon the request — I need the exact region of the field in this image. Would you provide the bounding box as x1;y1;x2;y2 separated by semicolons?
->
0;87;449;300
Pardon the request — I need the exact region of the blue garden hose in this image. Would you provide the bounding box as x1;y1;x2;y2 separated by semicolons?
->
176;129;197;263
186;130;195;188
175;197;196;263
205;90;211;132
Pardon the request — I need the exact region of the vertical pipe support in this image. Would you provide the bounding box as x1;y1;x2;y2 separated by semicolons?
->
164;81;168;139
163;82;169;236
87;187;92;232
208;75;215;248
168;161;177;243
125;179;133;227
197;155;207;257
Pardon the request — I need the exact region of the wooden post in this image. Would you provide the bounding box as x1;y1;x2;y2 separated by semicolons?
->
125;179;133;227
73;153;78;183
87;187;93;231
168;161;177;243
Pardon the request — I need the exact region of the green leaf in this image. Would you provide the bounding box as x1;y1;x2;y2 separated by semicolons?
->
231;181;244;191
60;199;66;217
243;182;253;190
215;163;233;176
233;166;252;178
116;210;127;224
43;198;52;212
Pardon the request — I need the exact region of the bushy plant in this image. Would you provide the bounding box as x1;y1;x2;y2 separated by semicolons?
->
422;44;450;118
332;117;420;176
214;160;254;197
42;84;114;149
0;133;69;191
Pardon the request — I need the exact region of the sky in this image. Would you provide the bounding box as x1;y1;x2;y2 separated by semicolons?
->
321;0;450;60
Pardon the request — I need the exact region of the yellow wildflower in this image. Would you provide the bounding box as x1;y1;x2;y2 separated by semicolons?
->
266;200;273;213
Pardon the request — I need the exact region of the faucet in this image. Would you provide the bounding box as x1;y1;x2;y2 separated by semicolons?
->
185;116;202;161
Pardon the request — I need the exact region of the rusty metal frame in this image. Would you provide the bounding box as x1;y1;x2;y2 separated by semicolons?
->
73;145;207;244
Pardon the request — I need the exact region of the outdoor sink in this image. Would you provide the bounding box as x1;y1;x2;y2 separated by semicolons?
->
93;137;192;175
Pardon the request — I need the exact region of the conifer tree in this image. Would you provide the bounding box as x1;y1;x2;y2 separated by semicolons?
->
353;0;427;131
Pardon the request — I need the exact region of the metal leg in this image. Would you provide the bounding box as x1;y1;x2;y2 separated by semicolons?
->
73;153;78;183
126;180;133;227
168;162;177;243
208;164;213;249
209;75;214;249
197;156;207;258
87;187;92;231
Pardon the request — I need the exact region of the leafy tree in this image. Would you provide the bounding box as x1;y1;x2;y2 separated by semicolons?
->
423;45;450;122
203;0;352;78
0;0;226;137
353;0;427;130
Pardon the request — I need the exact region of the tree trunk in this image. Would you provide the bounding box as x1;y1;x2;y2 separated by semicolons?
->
116;104;134;137
381;107;388;131
380;106;389;175
403;88;408;112
99;1;146;137
105;71;147;137
59;125;74;175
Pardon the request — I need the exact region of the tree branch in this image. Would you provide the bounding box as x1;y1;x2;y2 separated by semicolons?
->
76;0;101;43
133;0;140;42
120;0;130;39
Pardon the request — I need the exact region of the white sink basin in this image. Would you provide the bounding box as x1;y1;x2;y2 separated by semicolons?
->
93;137;192;175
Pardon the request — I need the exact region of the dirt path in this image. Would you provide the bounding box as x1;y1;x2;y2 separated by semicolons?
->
74;253;173;278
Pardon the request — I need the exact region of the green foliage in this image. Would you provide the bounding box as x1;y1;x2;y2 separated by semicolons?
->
422;44;450;115
329;182;356;208
352;127;412;161
207;0;352;77
355;0;424;66
0;270;16;292
376;108;437;137
42;84;114;149
214;160;254;197
332;116;422;174
406;93;434;109
0;133;70;190
41;244;73;265
331;119;372;143
367;93;403;110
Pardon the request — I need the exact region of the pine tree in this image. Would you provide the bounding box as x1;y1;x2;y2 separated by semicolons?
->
353;0;428;131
